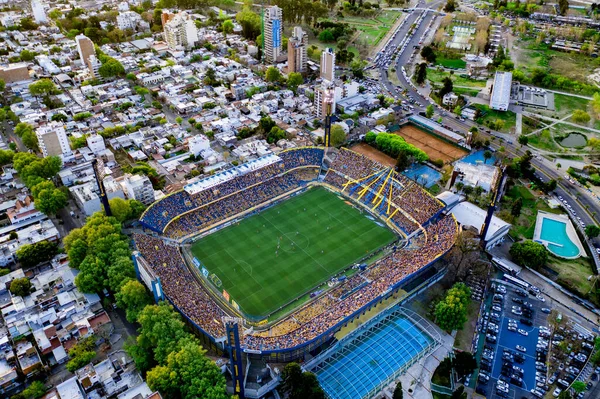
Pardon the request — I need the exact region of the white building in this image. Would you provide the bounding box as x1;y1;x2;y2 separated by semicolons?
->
442;92;459;107
121;174;155;205
490;71;512;111
188;135;210;156
70;178;125;216
86;133;106;154
320;48;335;82
163;11;199;49
116;11;142;31
30;0;47;24
263;6;282;64
36;122;71;157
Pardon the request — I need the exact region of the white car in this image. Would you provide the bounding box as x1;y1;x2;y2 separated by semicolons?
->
516;345;527;352
518;329;528;336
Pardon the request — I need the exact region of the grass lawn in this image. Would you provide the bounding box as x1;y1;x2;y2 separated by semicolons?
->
436;57;467;69
454;87;481;97
527;128;561;152
426;68;487;88
454;300;480;352
502;185;562;239
546;254;594;297
553;94;590;117
190;187;397;317
473;104;517;133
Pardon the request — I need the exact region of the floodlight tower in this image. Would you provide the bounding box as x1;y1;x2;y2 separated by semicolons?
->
480;167;507;249
323;88;334;147
92;158;112;217
224;317;245;399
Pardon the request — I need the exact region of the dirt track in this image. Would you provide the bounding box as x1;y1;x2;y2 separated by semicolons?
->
394;125;467;163
350;143;396;167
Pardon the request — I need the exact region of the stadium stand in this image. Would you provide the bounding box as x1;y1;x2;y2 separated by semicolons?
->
134;147;457;355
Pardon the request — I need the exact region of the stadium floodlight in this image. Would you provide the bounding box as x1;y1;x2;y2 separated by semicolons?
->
323;88;334;147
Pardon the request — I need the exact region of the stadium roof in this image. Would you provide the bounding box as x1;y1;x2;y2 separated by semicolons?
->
490;71;512;111
184;154;280;195
449;201;511;246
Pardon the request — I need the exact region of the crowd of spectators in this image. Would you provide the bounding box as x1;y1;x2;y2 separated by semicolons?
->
140;148;324;233
324;149;443;233
164;169;317;238
133;233;227;337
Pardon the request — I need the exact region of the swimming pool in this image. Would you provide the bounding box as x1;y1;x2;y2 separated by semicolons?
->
314;313;434;399
460;150;495;165
539;217;581;258
403;164;441;188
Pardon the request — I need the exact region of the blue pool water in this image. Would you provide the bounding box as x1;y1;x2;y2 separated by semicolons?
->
315;314;432;399
539;218;580;258
403;164;441;188
460;150;496;165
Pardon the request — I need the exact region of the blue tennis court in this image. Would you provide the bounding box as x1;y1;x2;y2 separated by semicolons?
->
314;312;434;399
403;164;441;188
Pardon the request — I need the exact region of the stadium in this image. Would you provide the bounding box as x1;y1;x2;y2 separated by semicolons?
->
132;147;458;398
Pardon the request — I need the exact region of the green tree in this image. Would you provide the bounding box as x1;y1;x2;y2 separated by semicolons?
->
591;92;600;118
236;4;261;40
509;240;548;269
395;149;412;172
32;182;68;215
511;197;523;217
453;351;477;379
330;125;347;147
415;62;427;84
98;58;125;78
453;105;462;115
265;66;282;83
434;282;471;331
558;0;569;15
12;381;47;399
147;338;229;399
483;150;492;164
51;113;68;122
280;362;326;399
0;149;13;166
518;135;529;146
16;241;59;268
222;19;234;35
558;391;573;399
116;280;152;322
572;381;586;394
393;381;403;399
425;104;434;118
20;50;36;62
10;277;32;297
420;45;436;63
318;29;335;42
444;0;457;12
451;386;465;399
585;224;600;238
572;109;591;124
287;72;303;94
29;79;61;99
439;77;454;98
66;336;96;372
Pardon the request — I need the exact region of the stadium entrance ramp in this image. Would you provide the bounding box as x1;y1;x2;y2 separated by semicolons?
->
303;307;441;399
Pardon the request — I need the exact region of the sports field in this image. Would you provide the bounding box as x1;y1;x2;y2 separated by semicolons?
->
189;187;397;317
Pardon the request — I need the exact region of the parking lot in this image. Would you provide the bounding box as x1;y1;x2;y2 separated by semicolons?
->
476;279;552;399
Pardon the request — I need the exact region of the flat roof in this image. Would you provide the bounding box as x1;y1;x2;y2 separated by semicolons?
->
409;115;464;142
450;201;510;242
490;71;512;110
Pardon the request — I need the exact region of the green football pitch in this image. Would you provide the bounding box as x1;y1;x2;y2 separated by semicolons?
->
189;187;397;317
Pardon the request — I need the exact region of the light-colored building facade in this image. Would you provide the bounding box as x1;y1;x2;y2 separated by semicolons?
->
116;11;142;31
122;174;155;205
490;71;512;111
75;34;97;77
287;26;308;74
30;0;47;24
35;122;71;157
315;85;335;119
163;11;199;49
320;47;335;82
263;6;282;64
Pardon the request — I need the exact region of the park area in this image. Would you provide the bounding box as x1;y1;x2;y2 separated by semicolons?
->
189;187;397;317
